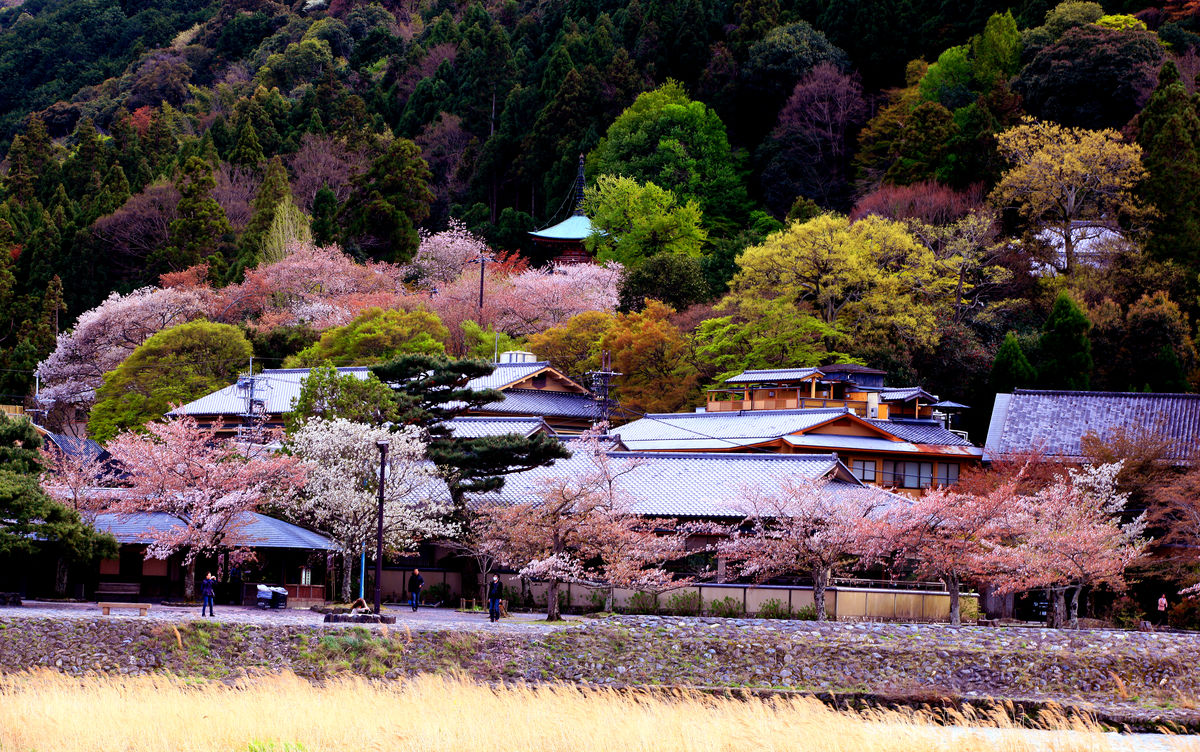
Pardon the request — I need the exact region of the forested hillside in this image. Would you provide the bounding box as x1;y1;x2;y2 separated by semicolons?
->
2;0;1199;436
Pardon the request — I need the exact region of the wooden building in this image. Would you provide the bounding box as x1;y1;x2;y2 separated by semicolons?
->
528;155;596;265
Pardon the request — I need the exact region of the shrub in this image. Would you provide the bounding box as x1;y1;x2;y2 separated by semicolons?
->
665;590;701;616
756;598;792;619
707;596;743;618
792;604;819;621
1168;598;1200;630
1108;595;1145;629
501;585;530;610
959;598;981;623
587;588;609;613
424;582;451;606
626;591;658;615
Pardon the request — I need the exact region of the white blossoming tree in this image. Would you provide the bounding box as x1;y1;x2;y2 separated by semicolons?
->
287;418;456;600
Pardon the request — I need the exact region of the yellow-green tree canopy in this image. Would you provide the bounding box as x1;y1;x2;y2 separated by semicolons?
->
88;320;253;442
285;307;449;367
581;175;707;267
990;117;1146;274
727;214;953;352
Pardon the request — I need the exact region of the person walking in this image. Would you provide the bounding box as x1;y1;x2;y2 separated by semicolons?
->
200;572;216;617
487;574;503;623
408;569;424;612
1158;594;1169;626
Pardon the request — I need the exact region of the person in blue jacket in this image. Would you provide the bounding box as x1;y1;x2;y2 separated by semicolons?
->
487;574;503;623
200;573;216;617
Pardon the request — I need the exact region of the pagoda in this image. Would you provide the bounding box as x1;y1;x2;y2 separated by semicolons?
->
529;154;595;264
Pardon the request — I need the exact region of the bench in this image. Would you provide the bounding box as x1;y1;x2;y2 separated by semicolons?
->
98;602;153;616
0;592;21;606
96;582;140;598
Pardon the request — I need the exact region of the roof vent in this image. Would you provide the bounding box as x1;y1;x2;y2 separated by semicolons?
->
499;350;537;364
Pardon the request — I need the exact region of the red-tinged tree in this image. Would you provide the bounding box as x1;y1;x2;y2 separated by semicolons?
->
287;133;369;211
40;441;117;596
105;415;307;599
875;481;1015;625
494;263;621;337
89;181;181;275
983;463;1148;629
849;181;984;226
718;479;892;621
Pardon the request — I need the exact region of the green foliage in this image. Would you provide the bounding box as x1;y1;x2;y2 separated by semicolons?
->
239;156;293;271
919;46;974;110
338;138;434;263
971;11;1022;88
617;252;710;312
1037;292;1092;390
588;82;750;235
582;176;707;267
89;320;252;442
285;362;402;431
0;414;116;560
626;591;659;615
792;604;820;620
286;307;449;367
756;598;793;619
165;157;231;272
1138;62;1200;271
665;590;701;616
460;320;522;361
990;332;1037;394
310;187;339;246
706;596;744;618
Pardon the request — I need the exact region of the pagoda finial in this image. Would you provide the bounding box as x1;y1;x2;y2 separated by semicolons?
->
573;153;585;216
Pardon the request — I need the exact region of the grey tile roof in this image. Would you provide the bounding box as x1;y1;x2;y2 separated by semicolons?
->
723;368;823;384
42;431;108;462
480;389;597;419
985;389;1200;462
868;419;974;447
93;511;335;550
614;409;848;451
880;387;939;402
474;451;887;518
445;416;555;438
173;364;591;421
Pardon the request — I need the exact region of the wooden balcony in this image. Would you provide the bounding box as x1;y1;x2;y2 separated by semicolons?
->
706;389;869;414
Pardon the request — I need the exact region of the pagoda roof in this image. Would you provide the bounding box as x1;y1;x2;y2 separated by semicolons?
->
530;214;594;241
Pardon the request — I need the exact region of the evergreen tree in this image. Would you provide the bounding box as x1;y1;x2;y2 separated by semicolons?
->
238;155;291;270
370;354;569;507
165;156;232;271
338;137;433;262
229;115;265;167
990;331;1037;394
310;186;338;245
1137;61;1200;271
0;413;116;561
1038;292;1093;389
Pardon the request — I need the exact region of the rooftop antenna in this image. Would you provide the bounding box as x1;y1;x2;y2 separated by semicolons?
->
572;153;585;216
236;356;266;443
587;350;621;431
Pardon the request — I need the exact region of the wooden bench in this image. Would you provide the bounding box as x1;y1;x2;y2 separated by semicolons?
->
98;602;153;616
96;582;140;598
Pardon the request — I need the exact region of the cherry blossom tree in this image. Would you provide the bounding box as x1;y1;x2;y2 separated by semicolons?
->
286;418;455;600
39;442;115;526
718;480;892;621
984;463;1148;629
36;286;208;414
494;263;622;336
105;414;307;599
406;219;492;289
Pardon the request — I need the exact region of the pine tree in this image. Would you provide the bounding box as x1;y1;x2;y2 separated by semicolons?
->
165;157;232;271
1038;292;1093;389
238;155;291;270
1138;61;1200;270
229;115;265;167
338;137;433;262
990;331;1037;394
311;186;338;245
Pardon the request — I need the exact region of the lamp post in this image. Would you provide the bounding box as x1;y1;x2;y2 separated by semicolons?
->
374;439;389;616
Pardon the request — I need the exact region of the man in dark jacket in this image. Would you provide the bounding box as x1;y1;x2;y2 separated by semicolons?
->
487;574;503;623
200;572;216;617
408;569;424;612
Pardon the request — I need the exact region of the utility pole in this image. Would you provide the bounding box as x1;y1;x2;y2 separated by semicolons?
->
374;439;389;616
587;350;621;431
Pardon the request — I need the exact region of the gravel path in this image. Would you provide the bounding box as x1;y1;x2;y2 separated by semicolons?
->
8;600;578;632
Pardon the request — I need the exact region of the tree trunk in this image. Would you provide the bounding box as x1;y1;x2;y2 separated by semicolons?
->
54;557;68;598
1046;588;1066;629
1062;219;1074;274
813;565;831;622
341;552;353;603
604;586;614;613
1068;586;1081;629
546;577;561;621
945;574;961;626
184;560;197;601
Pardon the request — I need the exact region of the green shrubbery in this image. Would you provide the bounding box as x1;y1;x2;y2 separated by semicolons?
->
665;590;701;616
706;596;743;618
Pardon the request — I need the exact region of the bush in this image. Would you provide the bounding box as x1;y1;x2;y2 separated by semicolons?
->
665;590;701;616
959;598;980;623
587;588;609;613
424;582;451;606
707;596;744;618
626;591;658;615
1168;597;1200;630
756;598;792;619
501;585;530;610
1108;595;1145;629
792;604;819;621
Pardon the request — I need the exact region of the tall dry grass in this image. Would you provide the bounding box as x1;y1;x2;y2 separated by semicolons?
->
0;671;1192;752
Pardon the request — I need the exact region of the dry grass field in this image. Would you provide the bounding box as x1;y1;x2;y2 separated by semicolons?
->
0;671;1194;752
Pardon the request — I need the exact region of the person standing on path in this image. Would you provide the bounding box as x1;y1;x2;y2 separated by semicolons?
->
1158;594;1169;626
408;569;424;612
200;573;216;617
487;574;503;623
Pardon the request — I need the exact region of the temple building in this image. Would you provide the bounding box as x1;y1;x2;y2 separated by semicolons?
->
528;155;595;264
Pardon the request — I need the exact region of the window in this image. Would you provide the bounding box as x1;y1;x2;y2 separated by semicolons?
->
881;460;933;488
936;463;960;486
852;459;877;483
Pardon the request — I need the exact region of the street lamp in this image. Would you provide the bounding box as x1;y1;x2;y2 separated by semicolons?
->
374;439;389;616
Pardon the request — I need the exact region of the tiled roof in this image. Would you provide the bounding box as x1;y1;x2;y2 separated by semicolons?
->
42;431;108;462
173;363;590;420
93;511;335;550
880;387;938;402
723;368;824;384
869;419;974;447
819;364;888;375
479;389;597;419
473;451;889;518
614;409;847;451
986;390;1200;462
529;214;594;241
445;416;555;438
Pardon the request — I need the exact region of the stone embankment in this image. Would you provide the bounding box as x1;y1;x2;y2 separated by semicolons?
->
1;614;1197;730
